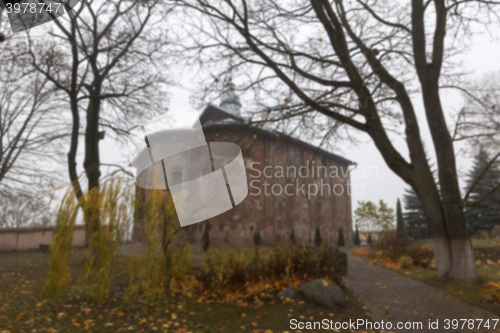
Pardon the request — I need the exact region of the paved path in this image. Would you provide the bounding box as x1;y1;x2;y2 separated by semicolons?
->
344;250;499;332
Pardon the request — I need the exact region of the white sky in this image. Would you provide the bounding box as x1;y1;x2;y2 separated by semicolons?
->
90;26;500;221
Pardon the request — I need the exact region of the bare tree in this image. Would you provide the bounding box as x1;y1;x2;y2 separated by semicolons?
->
454;72;500;151
0;33;66;193
0;189;53;228
26;0;172;236
176;0;500;282
453;71;500;206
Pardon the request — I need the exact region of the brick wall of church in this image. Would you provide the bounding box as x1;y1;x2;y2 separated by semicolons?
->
182;128;353;248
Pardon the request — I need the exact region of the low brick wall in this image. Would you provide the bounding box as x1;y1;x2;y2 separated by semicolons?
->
0;225;86;251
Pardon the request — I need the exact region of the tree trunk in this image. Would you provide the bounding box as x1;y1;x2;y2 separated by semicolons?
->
83;87;102;249
414;179;452;279
409;0;477;282
420;87;477;282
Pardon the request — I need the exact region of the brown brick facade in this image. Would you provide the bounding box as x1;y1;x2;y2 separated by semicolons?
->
183;127;353;247
134;103;354;248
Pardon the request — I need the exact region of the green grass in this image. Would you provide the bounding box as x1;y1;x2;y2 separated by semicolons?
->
415;238;500;249
0;250;373;333
395;238;500;316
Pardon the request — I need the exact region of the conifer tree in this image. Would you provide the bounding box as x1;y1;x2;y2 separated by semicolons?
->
253;229;262;246
354;226;361;246
314;226;322;247
403;188;428;239
396;198;405;234
289;228;296;245
337;227;345;246
367;233;373;246
464;149;500;235
202;221;211;252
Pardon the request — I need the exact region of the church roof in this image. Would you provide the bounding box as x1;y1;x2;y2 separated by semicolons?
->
198;103;355;167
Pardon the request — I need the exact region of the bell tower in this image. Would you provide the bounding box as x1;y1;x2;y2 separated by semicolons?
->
219;78;241;117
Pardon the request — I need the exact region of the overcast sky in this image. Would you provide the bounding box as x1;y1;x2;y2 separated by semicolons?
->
92;24;500;221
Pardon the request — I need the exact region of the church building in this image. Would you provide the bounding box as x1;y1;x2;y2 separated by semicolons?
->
135;81;355;247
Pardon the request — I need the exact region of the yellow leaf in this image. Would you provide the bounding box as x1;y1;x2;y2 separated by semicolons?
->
104;323;114;327
139;318;147;325
382;286;387;289
322;280;329;287
171;313;177;320
251;321;257;326
117;311;125;317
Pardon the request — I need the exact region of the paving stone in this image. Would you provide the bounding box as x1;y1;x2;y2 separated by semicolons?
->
344;249;498;333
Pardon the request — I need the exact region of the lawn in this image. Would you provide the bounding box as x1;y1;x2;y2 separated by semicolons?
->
396;238;500;316
0;250;373;333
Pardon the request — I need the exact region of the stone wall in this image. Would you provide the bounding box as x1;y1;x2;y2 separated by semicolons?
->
134;126;354;248
0;225;86;251
184;127;353;248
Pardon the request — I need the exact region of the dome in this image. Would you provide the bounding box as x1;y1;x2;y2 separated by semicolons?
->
220;78;241;117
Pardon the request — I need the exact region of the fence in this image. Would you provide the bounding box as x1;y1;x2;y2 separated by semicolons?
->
0;225;85;251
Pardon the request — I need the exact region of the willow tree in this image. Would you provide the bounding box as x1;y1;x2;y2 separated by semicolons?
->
26;0;171;238
177;0;500;282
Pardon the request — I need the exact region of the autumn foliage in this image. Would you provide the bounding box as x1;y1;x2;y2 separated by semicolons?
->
484;281;500;302
196;243;343;301
353;231;432;269
43;177;190;304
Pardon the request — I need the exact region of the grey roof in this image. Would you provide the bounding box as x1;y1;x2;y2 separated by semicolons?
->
198;104;355;166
